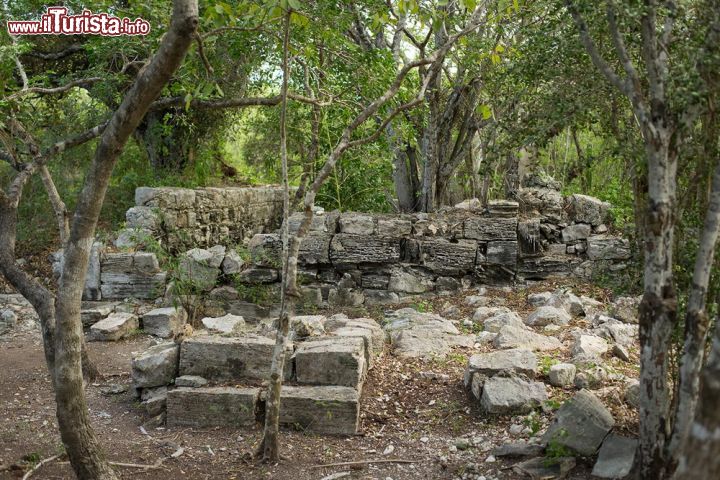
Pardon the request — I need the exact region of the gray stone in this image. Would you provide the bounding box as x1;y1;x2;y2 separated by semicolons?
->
547;290;585;316
338;213;375;235
126;206;159;230
100;271;167;300
142;307;187;338
377;217;413;237
80;302;117;327
298;232;332;264
485;241;518;266
513;456;576;480
280;386;359;435
363;289;400;305
178;248;220;290
131;343;179;390
179;335;291;382
562;223;592;243
624;380;640;408
483;312;525;333
221;250;245;274
114;228;153;249
612;344;631;362
592;435;637;479
480;377;547;414
421;238;477;274
174;375;208;387
492;442;545;458
525;306;571;327
571;334;609;363
89;312;138;341
464;216;517;241
493;325;562;351
237;268;278;284
466;349;538;379
328;288;365;307
167;387;259;427
388;270;433;293
593;317;638;347
140;386;167;416
609;296;641;324
574;365;608;389
473;306;511;323
248;234;282;267
487;199;520;217
390;329;473;359
517;187;566;223
207;245;226;268
587;235;631;261
326;317;384;356
527;292;552;306
0;309;17;334
201;313;245;334
542;390;615;456
566;194;609;226
548;363;577;387
329;234;400;265
290;315;326;339
295;336;366;388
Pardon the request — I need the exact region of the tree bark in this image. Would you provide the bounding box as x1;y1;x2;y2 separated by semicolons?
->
52;2;198;478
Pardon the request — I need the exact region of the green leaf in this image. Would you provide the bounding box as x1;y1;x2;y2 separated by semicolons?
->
184;93;192;111
288;0;301;10
478;104;492;119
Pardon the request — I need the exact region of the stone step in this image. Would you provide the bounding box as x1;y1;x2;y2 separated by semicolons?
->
141;307;187;338
167;387;259;428
294;337;366;389
179;335;292;382
279;385;359;435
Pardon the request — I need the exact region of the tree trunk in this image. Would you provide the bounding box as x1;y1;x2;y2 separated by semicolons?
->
635;140;678;480
134;109;193;170
52;2;198;477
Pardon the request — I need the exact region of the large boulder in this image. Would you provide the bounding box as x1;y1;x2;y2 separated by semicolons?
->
142;307;187;338
542;390;615;456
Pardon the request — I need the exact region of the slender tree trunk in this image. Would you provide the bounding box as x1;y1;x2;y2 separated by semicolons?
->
259;9;292;463
52;2;198;477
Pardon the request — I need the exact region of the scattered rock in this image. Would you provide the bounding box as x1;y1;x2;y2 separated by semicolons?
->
0;309;18;334
290;315;326;339
465;349;538;379
592;434;637;479
472;306;511;323
89;312;139;341
527;292;552;306
141;386;168;416
221;250;245;274
493;325;562;351
612;344;631;362
482;311;525;333
131;343;179;392
175;375;208;388
548;363;577;387
525;306;571;327
142;307;187;338
542;390;615;456
571;334;609;363
513;456;576;480
480;377;547;414
609;296;642;324
178;248;220;290
624;380;640;408
566;194;610;226
201;314;246;334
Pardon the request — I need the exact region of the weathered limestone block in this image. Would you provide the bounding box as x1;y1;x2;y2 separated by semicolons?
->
525;305;572;327
131;342;179;390
420;238;477;274
248;233;282;267
587;235;631;261
493;325;562;351
142;307;187;338
542;390;615;456
388;269;434;293
361;272;389;289
100;252;166;300
465;349;538;380
177;248;220;290
279;386;359;435
167;387;259;427
482;311;524;333
329;234;401;265
221;250;245;274
89;312;138;341
287;211;327;234
517;188;565;223
53;242;103;301
290;315;326;339
174;375;208;387
517;218;544;257
517;254;583;280
480;377;547;414
179;335;291;381
363;289;400;305
338;213;375;235
571;334;609;363
592;435;637;479
485;241;518;266
562;223;592;243
80;302;117;327
201;313;245;334
487;200;519;217
549;363;577;387
299;232;332;264
609;296;641;324
377;217;413;237
464;216;517;241
328;288;365;306
126;206;159;230
295;337;366;388
566;194;610;226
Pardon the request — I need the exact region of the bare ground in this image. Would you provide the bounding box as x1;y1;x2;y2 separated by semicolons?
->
0;282;637;480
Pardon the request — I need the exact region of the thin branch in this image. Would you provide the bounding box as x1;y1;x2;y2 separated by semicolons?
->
194;33;214;76
21;454;62;480
9;77;103;100
311;459;419;469
10;36;29;90
606;2;642;95
25;44;84;60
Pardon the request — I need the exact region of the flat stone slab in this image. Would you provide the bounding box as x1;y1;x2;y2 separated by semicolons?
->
167;387;259;428
89;312;138;341
295;337;366;388
480;376;547;414
592;434;637;479
80;302;118;327
493;325;562;351
542;389;615;456
280;386;359;435
466;349;538;379
201;313;245;334
142;307;187;338
179;335;291;382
